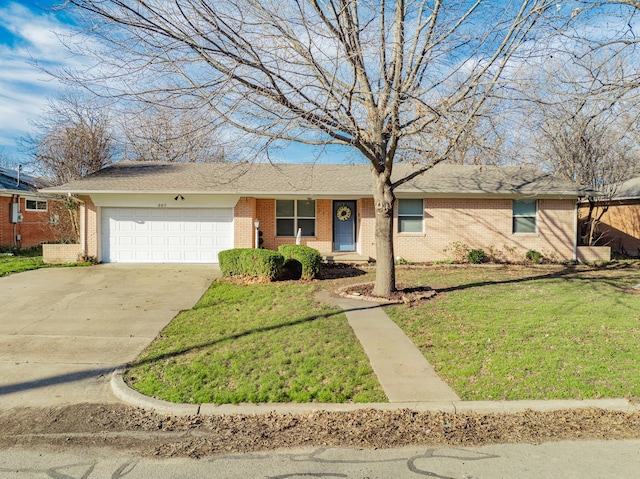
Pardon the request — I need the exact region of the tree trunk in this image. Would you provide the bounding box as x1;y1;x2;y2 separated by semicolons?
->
372;169;396;297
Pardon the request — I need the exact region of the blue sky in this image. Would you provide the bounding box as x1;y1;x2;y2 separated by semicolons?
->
0;0;354;167
0;1;77;165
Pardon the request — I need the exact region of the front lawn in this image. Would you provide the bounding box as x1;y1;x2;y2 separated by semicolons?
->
125;280;386;404
387;264;640;401
0;252;47;277
0;248;93;277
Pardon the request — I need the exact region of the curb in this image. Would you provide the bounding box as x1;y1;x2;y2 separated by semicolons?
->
110;370;640;416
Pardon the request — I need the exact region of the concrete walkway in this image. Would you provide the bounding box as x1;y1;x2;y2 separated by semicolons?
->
332;295;460;402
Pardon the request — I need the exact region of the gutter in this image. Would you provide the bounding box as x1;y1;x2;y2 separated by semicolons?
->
573;201;578;262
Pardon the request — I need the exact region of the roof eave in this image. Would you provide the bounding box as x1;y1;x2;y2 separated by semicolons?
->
44;188;583;199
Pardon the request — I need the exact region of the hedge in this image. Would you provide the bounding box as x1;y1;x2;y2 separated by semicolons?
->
218;248;284;281
278;244;322;280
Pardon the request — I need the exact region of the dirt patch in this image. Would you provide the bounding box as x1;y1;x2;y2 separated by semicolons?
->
1;404;639;458
320;263;370;280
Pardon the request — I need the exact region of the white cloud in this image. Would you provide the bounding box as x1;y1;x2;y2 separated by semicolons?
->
0;2;81;161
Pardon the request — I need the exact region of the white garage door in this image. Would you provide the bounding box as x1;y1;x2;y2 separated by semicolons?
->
101;207;233;263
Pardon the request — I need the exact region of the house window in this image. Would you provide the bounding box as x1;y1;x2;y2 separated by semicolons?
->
513;199;537;233
398;199;424;233
276;199;316;237
25;199;47;211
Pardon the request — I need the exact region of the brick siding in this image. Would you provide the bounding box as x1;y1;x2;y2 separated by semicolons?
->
80;195;99;259
234;197;256;248
75;194;578;263
353;198;576;262
0;195;68;249
254;198;333;253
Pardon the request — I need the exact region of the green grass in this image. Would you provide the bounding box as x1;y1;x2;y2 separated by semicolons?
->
0;248;92;277
124;280;386;404
387;264;640;401
0;254;48;277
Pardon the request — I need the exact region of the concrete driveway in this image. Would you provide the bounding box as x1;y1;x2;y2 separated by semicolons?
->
0;264;218;409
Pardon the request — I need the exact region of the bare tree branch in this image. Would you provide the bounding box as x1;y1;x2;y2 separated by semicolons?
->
59;0;560;295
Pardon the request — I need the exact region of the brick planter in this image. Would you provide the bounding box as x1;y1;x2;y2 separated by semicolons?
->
577;246;611;263
43;243;82;264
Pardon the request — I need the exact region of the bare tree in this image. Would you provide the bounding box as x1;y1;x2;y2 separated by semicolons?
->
513;52;640;245
63;0;560;295
22;89;115;241
24;89;114;185
0;149;18;169
118;102;227;162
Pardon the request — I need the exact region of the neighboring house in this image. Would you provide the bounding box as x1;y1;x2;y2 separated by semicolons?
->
583;176;640;257
43;161;593;264
0;167;65;249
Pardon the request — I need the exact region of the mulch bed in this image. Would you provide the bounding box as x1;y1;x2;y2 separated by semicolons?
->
339;282;437;304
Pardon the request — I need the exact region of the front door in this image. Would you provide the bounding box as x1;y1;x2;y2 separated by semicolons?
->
333;200;356;252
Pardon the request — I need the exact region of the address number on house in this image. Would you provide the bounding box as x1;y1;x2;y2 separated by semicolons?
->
157;203;167;208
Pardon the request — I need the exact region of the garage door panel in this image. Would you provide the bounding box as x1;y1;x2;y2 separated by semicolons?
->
134;250;150;261
118;221;134;232
166;251;182;261
151;251;166;261
167;235;182;246
118;237;133;246
102;207;233;263
200;236;215;246
184;237;198;246
135;236;149;246
150;236;166;246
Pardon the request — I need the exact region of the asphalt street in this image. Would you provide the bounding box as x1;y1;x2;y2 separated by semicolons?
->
1;440;639;478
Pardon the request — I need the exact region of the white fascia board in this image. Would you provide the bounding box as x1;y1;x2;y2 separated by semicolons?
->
89;193;241;208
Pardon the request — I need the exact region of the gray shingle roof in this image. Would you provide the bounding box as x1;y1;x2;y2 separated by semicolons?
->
613;176;640;200
44;161;587;198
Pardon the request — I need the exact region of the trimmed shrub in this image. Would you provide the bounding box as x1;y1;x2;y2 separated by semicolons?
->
525;249;543;264
467;248;486;264
218;248;284;281
278;244;322;280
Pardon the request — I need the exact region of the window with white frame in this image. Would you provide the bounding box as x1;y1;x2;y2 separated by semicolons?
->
25;199;47;211
276;199;316;237
512;199;537;233
398;199;424;233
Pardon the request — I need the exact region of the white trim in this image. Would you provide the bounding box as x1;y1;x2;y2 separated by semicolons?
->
397;198;425;234
512;199;538;234
89;193;241;208
25;198;48;212
275;199;317;237
573;201;578;261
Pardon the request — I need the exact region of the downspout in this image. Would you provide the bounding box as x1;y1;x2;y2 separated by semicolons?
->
12;194;20;248
573;200;578;262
